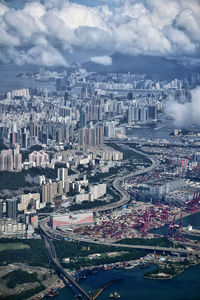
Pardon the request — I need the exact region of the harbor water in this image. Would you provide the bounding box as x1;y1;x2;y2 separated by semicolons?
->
53;212;200;300
55;263;200;300
150;211;200;240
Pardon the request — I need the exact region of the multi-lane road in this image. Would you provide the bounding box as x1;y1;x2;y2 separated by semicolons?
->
91;143;160;213
39;219;199;256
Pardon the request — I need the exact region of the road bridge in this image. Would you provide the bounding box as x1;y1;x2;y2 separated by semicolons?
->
41;229;92;300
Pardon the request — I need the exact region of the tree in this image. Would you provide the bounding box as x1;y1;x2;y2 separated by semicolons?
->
27;202;33;210
127;91;133;100
28;145;43;152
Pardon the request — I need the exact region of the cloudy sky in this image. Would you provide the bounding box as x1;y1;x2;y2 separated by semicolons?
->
0;0;200;67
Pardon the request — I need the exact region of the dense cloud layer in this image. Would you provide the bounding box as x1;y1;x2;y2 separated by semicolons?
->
90;56;112;66
166;86;200;126
0;0;200;66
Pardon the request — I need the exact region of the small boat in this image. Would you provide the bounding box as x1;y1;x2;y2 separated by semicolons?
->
45;289;59;298
75;294;82;299
109;291;120;298
124;265;135;269
139;263;150;269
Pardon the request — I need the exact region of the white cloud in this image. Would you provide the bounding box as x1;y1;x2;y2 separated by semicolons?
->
0;0;199;66
166;86;200;126
90;55;112;65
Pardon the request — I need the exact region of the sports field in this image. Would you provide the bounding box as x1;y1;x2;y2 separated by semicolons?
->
0;243;30;252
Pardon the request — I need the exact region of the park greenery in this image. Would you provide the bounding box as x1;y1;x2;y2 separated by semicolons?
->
107;187;120;201
144;260;191;279
54;240;147;269
3;269;39;288
63;250;147;269
0;238;49;267
0;284;45;300
0;242;30;252
0;171;32;192
0;163;75;192
118;237;174;248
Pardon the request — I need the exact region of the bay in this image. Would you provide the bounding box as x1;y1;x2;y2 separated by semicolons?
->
55;263;200;300
0;64;54;93
150;211;200;240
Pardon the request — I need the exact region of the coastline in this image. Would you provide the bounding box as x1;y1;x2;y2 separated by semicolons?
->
149;209;200;236
144;261;200;281
28;276;66;300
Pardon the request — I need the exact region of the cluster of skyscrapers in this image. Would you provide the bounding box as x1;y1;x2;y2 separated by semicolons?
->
78;126;103;147
128;104;158;124
0;146;22;171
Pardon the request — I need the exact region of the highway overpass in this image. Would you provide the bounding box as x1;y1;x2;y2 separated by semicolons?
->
90;143;160;213
40;221;199;257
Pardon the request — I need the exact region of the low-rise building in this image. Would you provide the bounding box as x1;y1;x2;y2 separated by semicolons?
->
18;193;40;211
51;212;94;228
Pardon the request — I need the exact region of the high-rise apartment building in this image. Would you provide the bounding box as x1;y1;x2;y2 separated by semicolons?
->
57;181;63;195
0;199;3;219
0;147;22;172
128;106;148;124
13;146;22;171
56;78;61;91
64;180;69;193
29;150;49;167
80;110;86;128
21;132;28;149
0;149;13;171
89;183;106;200
78;126;103;147
11;88;30;99
57;168;68;182
148;105;158;121
42;184;48;203
96;126;103;146
6;198;18;219
42;182;58;203
18;193;40;211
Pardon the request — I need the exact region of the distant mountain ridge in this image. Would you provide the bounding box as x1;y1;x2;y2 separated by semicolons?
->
83;53;200;80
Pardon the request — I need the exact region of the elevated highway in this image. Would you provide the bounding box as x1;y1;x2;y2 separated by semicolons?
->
90;143;160;213
40;221;199;256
